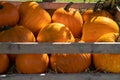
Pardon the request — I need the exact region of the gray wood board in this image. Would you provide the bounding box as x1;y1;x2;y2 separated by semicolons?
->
0;42;119;54
0;73;120;80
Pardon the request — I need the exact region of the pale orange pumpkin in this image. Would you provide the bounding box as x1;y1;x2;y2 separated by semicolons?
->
19;1;51;36
81;16;119;42
52;2;83;38
93;32;120;73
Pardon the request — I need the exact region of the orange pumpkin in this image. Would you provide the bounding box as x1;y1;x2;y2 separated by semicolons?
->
0;54;9;74
82;8;93;23
19;1;51;36
82;9;113;23
0;25;36;62
81;16;119;42
16;54;49;74
93;32;120;73
37;23;75;42
50;53;91;73
52;2;83;38
0;1;19;27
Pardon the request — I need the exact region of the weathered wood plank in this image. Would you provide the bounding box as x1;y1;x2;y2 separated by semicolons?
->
7;2;95;9
0;73;120;80
0;42;119;54
39;2;95;9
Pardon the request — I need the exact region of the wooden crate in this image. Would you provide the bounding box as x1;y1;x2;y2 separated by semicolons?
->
0;1;120;80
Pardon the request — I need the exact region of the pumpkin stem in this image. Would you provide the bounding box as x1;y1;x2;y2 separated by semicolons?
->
64;2;73;12
0;5;3;9
0;25;11;31
93;0;103;12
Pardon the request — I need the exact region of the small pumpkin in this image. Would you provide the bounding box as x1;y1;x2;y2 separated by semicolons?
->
0;25;36;62
81;16;119;42
16;54;49;74
93;32;120;73
81;8;93;23
52;2;83;38
0;1;19;27
19;1;51;36
0;54;9;74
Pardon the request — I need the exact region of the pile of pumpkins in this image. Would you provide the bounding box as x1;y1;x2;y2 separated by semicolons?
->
0;1;120;74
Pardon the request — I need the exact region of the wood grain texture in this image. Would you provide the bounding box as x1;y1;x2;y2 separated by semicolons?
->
0;42;119;54
0;73;120;80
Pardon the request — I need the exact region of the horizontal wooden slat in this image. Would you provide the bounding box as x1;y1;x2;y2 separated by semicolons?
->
7;2;95;9
39;2;95;9
0;42;120;54
0;73;120;80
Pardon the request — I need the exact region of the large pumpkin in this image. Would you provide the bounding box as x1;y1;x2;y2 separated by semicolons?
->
19;1;51;36
37;23;75;42
0;1;19;27
0;25;36;63
37;23;91;73
50;53;91;73
0;54;9;74
16;54;49;74
52;2;83;38
93;32;120;73
81;16;119;42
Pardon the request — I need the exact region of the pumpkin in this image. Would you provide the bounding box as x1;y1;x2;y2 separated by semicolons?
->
16;54;49;74
0;54;9;74
37;23;75;42
81;16;119;42
82;9;113;23
52;2;83;38
0;25;36;62
82;8;93;23
50;53;91;73
19;1;51;36
93;32;120;73
0;1;19;27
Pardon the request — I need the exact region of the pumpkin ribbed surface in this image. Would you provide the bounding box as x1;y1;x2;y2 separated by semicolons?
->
82;9;113;23
52;7;83;38
50;54;91;73
81;16;119;42
16;54;49;74
19;1;51;36
93;33;120;73
37;23;75;42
